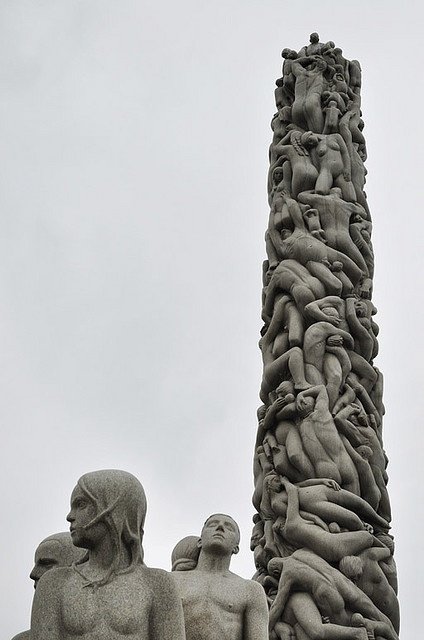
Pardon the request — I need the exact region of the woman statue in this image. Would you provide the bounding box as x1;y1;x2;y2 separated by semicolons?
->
31;469;185;640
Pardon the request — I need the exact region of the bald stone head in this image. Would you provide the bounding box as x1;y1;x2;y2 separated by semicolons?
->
30;532;84;588
199;513;240;557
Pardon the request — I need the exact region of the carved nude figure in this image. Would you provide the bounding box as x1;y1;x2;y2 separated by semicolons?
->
270;195;364;291
306;132;358;202
334;404;391;522
266;474;389;533
290;56;328;133
268;549;398;640
298;190;370;277
295;385;360;492
12;533;84;640
264;475;377;564
305;295;377;362
339;548;400;632
271;131;319;198
31;470;185;640
261;383;314;481
260;294;304;366
302;320;354;409
172;514;269;640
264;260;326;318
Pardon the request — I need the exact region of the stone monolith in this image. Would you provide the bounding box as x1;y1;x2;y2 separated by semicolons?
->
252;33;400;640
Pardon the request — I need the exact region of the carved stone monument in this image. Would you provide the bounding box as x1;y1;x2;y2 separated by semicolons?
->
252;33;400;640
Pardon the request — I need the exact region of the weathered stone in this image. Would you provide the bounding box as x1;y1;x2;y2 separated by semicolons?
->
30;469;185;640
11;532;84;640
253;33;400;639
172;513;269;640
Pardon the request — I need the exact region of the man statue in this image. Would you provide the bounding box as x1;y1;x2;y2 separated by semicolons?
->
11;532;84;640
172;513;269;640
31;469;185;640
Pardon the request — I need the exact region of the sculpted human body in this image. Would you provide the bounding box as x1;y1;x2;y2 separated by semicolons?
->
295;385;360;492
31;470;185;640
290;57;328;133
265;474;389;533
268;549;398;640
11;532;84;640
172;514;268;640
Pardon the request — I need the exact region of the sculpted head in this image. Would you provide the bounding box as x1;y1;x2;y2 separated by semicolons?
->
276;380;295;400
281;48;297;60
30;532;84;588
171;535;201;571
300;131;319;149
267;557;283;579
309;32;319;44
264;471;282;494
199;514;240;557
250;518;264;550
354;299;369;318
339;555;364;583
314;58;327;72
67;469;147;585
296;395;315;418
272;167;284;185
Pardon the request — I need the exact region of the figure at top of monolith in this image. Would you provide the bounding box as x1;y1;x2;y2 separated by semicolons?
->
172;513;269;640
30;469;185;640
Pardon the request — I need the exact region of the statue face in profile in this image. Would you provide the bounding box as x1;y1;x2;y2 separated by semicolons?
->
30;541;63;587
67;485;107;549
29;532;85;588
199;514;240;556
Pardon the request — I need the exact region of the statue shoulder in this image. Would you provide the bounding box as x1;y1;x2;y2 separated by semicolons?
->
11;631;30;640
37;565;74;590
228;572;266;597
141;566;180;594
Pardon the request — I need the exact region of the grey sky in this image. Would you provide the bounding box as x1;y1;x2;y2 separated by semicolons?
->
1;1;422;637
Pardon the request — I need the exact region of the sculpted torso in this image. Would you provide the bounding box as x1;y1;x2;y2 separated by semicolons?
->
62;568;151;638
173;570;256;640
33;564;171;640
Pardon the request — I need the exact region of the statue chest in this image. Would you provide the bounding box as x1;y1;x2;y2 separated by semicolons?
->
60;576;152;636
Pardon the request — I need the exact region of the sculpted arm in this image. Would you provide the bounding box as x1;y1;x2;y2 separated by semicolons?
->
335;133;352;180
150;571;185;640
244;580;269;640
345;298;374;359
268;579;293;632
305;297;344;324
30;571;62;640
297;384;329;412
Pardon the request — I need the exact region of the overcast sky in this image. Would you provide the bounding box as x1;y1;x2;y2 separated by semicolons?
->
1;1;422;637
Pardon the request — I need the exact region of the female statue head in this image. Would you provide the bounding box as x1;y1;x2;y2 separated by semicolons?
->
171;535;201;572
67;469;147;586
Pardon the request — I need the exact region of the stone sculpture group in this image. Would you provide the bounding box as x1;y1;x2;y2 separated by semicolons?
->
13;470;269;640
11;32;399;640
252;32;399;640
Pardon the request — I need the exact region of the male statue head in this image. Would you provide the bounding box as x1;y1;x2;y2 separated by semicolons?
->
197;513;240;559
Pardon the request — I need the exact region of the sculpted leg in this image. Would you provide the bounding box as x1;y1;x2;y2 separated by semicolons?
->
286;593;367;640
262;347;310;400
286;428;315;479
306;261;343;296
310;501;366;531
